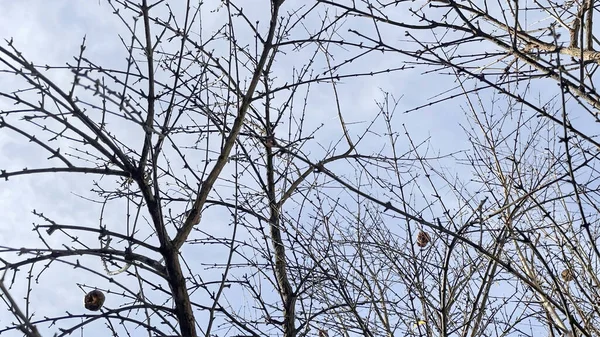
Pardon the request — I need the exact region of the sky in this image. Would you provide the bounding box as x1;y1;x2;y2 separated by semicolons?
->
0;1;532;336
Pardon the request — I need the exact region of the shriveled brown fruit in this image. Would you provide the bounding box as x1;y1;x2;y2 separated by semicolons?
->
84;289;105;311
318;329;329;337
561;269;575;282
416;231;431;248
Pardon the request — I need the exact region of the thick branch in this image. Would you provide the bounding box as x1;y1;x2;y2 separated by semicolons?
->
172;2;283;250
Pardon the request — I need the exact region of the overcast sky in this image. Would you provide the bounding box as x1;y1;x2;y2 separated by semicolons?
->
0;1;485;336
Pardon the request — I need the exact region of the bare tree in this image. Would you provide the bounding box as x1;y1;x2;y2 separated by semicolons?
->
2;0;600;337
314;1;600;336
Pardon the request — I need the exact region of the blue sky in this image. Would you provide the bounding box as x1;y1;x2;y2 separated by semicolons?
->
0;1;549;336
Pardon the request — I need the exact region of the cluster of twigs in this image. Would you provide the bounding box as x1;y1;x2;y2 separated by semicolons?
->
1;1;600;337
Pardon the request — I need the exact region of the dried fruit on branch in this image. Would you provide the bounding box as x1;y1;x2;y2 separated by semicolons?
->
416;231;431;248
84;289;105;311
561;269;574;282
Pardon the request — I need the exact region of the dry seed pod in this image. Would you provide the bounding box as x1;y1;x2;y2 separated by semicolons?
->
84;290;105;311
561;269;574;282
416;231;431;248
